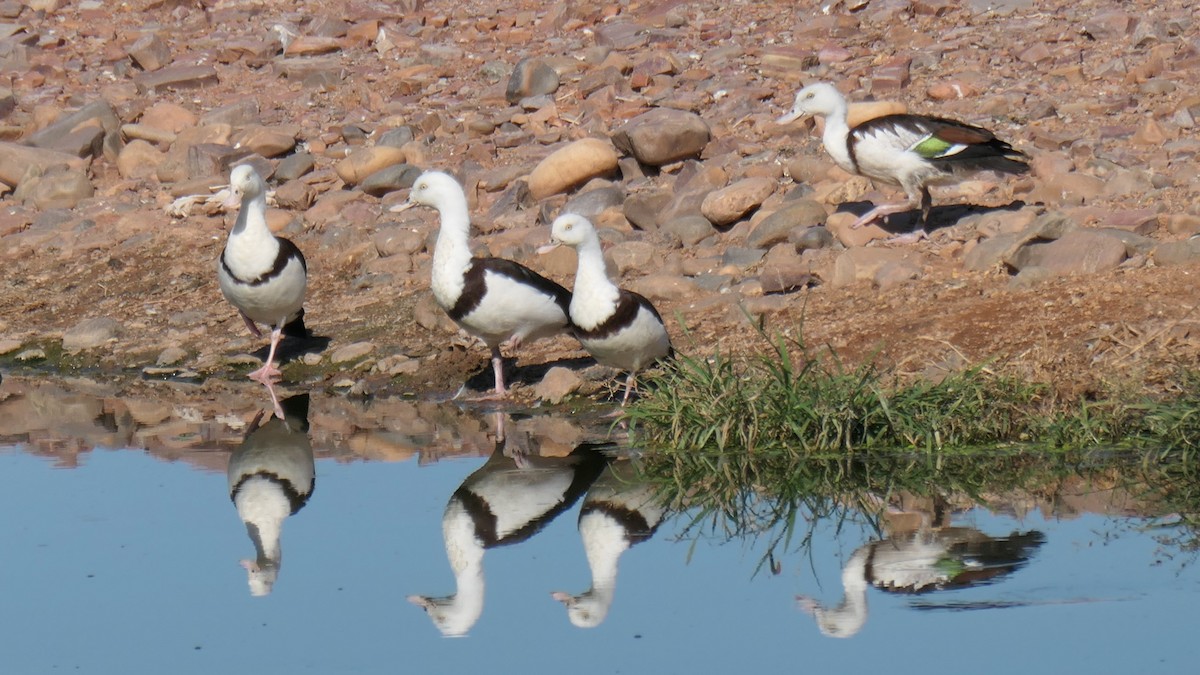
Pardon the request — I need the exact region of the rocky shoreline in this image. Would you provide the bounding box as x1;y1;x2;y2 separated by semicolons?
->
0;0;1198;403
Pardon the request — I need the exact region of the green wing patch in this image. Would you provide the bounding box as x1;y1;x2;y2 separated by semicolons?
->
911;134;954;158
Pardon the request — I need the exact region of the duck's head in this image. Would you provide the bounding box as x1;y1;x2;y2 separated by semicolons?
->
391;170;462;213
538;213;596;254
407;593;479;637
777;82;845;124
551;590;609;628
224;164;265;208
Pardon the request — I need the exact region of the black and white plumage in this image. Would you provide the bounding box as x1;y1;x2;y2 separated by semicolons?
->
798;527;1044;638
227;393;315;597
217;164;309;384
391;171;572;397
408;427;609;637
551;459;665;628
541;214;672;405
777;82;1029;231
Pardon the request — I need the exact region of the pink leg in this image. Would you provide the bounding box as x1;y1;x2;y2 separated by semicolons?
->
261;379;285;420
240;310;263;338
490;345;508;397
248;325;283;384
620;371;637;406
850;201;916;229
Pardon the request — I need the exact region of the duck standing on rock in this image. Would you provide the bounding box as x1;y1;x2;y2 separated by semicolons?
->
777;82;1029;232
540;214;672;405
392;170;573;398
217;164;309;384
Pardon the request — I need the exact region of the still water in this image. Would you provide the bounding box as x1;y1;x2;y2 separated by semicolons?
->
0;380;1197;674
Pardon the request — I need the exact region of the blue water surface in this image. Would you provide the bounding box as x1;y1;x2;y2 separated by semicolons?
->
1;445;1196;675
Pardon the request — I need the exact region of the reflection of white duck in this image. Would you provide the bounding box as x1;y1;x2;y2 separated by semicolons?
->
552;459;665;628
409;435;609;637
799;527;1045;638
226;394;314;597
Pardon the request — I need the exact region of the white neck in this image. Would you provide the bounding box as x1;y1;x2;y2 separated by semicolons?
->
232;191;270;238
569;234;621;329
235;482;288;565
812;545;870;638
820;98;855;174
430;193;473;308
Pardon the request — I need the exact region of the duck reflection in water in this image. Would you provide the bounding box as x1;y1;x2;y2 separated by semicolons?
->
552;459;666;628
409;413;610;637
798;498;1044;638
226;392;315;597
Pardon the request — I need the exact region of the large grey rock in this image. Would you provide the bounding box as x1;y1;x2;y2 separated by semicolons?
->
1010;229;1128;275
661;215;716;246
963;211;1077;272
623;190;671;230
749;199;827;248
506;57;560;104
62;317;122;353
27;100;120;159
0;142;87;187
832;248;921;287
360;163;422;197
565;186;625;218
611;108;711;166
14;165;93;209
1153;239;1200;266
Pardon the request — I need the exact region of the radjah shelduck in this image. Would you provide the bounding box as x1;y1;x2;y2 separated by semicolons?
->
408;418;609;637
217;164;309;384
227;393;315;597
777;82;1029;233
797;526;1044;638
541;213;672;405
391;171;572;398
552;459;665;628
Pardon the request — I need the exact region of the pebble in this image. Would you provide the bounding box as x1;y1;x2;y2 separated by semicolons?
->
133;64;218;94
127;33;171;71
526;138;620;200
831;248;920;287
790;225;836;252
506;57;560;104
660;215;716;246
330;341;376;365
275;153;315;181
533;366;583;404
360;163;422;197
116;140;164;179
564;186;625;218
335;146;408;185
700;177;775;227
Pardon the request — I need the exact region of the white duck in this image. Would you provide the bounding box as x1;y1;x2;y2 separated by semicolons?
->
552;459;666;628
778;82;1029;232
541;214;672;405
217;164;309;384
226;393;314;597
798;527;1045;638
392;171;572;397
408;431;609;637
